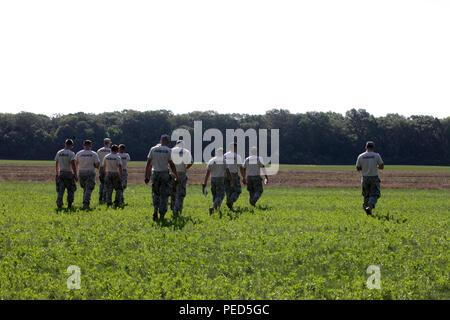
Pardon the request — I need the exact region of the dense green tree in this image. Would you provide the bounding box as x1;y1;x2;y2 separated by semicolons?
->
0;109;448;165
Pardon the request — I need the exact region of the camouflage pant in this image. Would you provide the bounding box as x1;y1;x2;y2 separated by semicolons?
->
170;172;187;215
56;171;77;208
152;171;171;216
105;173;123;205
99;167;106;201
120;169;128;202
225;172;241;205
79;171;96;205
247;175;263;204
362;176;381;209
211;177;226;209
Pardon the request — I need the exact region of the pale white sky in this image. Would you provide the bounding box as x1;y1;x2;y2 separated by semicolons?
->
0;0;449;118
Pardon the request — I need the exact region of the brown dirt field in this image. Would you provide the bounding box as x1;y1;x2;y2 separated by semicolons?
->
0;164;449;189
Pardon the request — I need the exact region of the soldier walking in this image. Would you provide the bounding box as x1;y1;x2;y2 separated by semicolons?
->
54;139;78;209
243;147;269;206
356;141;384;215
145;135;178;221
224;143;246;210
170;140;193;217
202;148;233;215
97;138;112;203
118;144;131;204
75;140;100;208
103;144;123;207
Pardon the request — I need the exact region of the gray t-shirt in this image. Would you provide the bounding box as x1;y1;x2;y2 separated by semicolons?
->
55;149;76;172
244;155;264;177
147;145;172;172
224;151;243;174
171;147;192;173
119;152;131;170
103;153;122;172
75;149;100;173
356;151;384;176
97;147;111;167
206;156;226;178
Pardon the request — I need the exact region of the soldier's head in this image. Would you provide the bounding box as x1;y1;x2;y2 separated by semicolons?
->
65;139;74;150
83;140;92;150
119;144;126;153
216;147;224;157
250;146;257;156
104;138;111;147
111;144;119;153
365;141;375;151
229;142;238;153
160;134;170;146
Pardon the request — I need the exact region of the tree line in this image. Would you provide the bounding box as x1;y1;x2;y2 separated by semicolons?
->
0;109;449;165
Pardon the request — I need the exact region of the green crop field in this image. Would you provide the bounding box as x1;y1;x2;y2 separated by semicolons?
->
0;181;448;299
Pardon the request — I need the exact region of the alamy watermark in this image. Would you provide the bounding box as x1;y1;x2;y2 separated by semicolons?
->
366;265;381;290
66;265;81;290
170;121;280;175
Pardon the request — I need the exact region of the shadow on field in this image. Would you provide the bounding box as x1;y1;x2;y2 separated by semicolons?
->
371;212;408;224
55;206;97;214
218;204;272;220
155;215;202;230
255;204;272;211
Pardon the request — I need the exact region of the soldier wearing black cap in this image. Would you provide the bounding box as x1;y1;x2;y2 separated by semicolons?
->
145;135;178;220
54;139;78;209
75;140;100;208
356;141;384;215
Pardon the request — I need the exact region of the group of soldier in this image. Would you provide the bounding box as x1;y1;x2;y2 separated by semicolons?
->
54;135;383;218
144;135;269;221
54;134;270;220
54;138;130;209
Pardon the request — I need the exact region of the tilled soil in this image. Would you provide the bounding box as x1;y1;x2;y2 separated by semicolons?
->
1;164;449;189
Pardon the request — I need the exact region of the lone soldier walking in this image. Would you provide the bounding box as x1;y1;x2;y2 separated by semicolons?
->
224;142;246;210
202;148;233;215
170;140;193;217
145;135;178;221
243;147;269;206
356;141;384;215
119;144;131;204
54;139;78;209
97;138;112;203
75;140;100;208
103;144;123;207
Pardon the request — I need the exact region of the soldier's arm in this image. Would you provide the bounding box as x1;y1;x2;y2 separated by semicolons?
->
71;160;78;182
55;160;59;182
118;164;123;179
145;158;152;184
356;157;362;171
169;160;178;181
226;168;234;187
186;153;193;170
202;170;211;187
377;155;384;170
259;160;268;181
239;165;246;184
